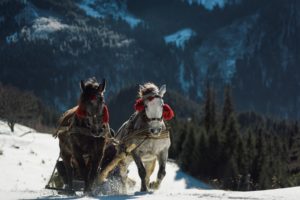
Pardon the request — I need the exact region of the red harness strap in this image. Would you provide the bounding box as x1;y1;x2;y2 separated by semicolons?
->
76;104;109;124
76;104;87;118
102;105;109;123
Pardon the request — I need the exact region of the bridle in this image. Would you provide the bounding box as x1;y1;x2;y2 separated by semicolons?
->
74;90;108;138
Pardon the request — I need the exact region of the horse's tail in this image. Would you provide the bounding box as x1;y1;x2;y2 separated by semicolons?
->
53;106;78;138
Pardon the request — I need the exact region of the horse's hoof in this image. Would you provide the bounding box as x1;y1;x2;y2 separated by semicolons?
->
149;181;160;190
140;186;149;192
134;191;153;195
84;188;96;197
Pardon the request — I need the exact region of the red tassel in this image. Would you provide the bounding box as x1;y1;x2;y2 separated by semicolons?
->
102;105;109;123
163;104;174;120
76;104;87;118
134;98;145;112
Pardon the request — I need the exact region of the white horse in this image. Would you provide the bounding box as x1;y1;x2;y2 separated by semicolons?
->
116;83;174;192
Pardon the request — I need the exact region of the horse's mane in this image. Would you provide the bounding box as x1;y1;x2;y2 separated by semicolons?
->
53;106;78;137
84;77;99;88
138;82;159;98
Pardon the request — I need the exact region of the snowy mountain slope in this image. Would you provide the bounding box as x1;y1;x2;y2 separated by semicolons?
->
186;0;241;10
78;0;141;28
2;0;300;119
164;28;196;49
1;121;300;199
194;13;259;84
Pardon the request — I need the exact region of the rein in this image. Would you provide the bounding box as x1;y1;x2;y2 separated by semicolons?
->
120;127;170;145
68;125;109;138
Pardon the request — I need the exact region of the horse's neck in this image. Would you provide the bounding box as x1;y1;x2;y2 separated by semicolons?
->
74;111;103;129
127;112;144;130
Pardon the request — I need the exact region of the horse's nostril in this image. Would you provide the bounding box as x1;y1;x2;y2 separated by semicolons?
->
150;128;155;133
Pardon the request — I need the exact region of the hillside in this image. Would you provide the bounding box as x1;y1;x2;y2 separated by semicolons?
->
1;0;300;119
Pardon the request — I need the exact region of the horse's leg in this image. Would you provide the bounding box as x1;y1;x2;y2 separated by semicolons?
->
60;153;74;194
87;138;106;192
132;151;148;192
144;159;156;187
118;159;131;194
72;145;89;192
149;149;168;190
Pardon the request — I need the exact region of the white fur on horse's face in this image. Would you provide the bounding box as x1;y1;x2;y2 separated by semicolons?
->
145;97;163;119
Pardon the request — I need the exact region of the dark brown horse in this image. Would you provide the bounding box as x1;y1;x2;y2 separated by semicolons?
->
55;77;109;194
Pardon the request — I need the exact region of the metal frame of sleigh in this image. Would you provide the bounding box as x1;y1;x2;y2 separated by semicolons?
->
45;120;171;194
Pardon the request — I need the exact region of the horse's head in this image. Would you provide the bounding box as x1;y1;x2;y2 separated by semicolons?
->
137;83;167;135
79;77;106;117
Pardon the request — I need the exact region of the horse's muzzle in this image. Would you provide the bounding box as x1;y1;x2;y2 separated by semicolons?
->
149;128;162;136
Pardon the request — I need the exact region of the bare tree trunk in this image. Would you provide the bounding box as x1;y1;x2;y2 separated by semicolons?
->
8;121;15;132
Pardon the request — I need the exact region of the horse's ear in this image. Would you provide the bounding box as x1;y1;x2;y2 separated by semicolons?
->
139;84;144;91
159;84;166;97
80;80;85;92
99;78;106;93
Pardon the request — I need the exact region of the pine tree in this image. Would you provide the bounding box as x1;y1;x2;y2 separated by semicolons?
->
191;131;209;178
221;113;241;190
207;130;222;178
223;114;240;157
172;123;188;159
179;127;196;172
223;156;239;190
270;136;287;188
203;82;217;134
252;130;270;189
222;85;234;130
245;131;256;190
236;138;247;190
289;122;300;176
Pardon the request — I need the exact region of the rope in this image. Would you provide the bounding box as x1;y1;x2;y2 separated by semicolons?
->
120;128;170;144
57;125;110;138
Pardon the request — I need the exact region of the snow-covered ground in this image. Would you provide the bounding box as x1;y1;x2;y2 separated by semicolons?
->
0;120;300;199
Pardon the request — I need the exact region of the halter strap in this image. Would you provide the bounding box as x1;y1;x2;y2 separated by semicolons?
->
146;116;163;122
142;93;162;100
